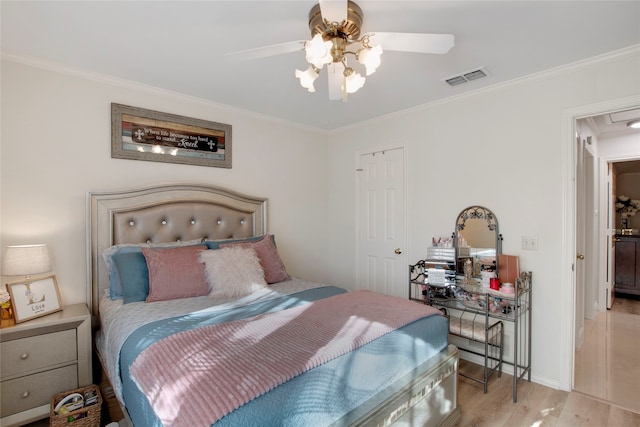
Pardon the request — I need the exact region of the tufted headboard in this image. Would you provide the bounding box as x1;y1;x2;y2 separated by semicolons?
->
87;184;267;321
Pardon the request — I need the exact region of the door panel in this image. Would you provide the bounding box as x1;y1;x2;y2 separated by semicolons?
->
357;148;406;298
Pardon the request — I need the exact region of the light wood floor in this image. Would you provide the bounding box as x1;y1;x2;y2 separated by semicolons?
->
574;296;640;415
455;360;640;426
452;296;640;426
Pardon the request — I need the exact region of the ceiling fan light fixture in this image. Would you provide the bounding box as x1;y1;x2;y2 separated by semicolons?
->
274;0;453;100
299;1;375;100
295;66;320;92
224;1;456;101
627;119;640;129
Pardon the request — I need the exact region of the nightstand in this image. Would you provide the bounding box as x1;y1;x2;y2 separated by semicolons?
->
0;303;92;427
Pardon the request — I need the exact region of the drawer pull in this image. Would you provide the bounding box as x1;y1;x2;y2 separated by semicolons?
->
21;391;30;399
20;352;29;360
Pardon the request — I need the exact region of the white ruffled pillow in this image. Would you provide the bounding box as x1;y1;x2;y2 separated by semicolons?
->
199;246;267;298
220;235;291;284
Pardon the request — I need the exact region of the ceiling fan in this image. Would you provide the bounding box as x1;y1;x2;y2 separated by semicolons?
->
225;0;454;101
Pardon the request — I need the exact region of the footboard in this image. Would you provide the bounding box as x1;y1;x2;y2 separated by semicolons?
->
99;344;459;427
349;345;460;427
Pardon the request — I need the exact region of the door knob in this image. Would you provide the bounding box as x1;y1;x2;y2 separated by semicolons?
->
395;248;402;255
576;253;585;260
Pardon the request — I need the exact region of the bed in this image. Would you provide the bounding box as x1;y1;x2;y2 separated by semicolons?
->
87;184;460;427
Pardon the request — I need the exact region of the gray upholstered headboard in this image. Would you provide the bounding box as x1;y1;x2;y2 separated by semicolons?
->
87;184;267;321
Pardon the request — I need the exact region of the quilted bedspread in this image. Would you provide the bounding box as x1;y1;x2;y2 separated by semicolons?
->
130;290;441;427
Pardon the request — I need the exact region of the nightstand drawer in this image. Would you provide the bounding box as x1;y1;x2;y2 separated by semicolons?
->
1;364;78;417
1;329;77;379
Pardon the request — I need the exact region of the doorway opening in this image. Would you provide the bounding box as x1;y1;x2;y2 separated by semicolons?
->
571;103;640;414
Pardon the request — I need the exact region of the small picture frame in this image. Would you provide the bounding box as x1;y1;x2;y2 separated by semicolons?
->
6;274;62;323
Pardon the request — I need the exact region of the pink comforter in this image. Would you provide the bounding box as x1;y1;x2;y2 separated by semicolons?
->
130;290;441;427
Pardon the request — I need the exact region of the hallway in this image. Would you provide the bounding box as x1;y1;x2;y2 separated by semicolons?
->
574;297;640;414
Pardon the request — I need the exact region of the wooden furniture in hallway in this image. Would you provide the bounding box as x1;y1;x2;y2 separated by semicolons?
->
614;234;640;297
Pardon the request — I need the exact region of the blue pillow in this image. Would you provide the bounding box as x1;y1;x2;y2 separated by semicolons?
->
103;239;204;299
204;235;276;249
110;243;206;303
204;235;266;250
107;246;144;299
112;252;149;304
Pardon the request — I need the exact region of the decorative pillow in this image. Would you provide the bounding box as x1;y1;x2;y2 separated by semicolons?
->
204;235;263;250
102;239;203;299
142;245;210;302
112;252;149;304
220;234;291;284
199;246;267;298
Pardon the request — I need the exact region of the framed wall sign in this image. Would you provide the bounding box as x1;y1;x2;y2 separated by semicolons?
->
111;103;232;168
6;274;63;323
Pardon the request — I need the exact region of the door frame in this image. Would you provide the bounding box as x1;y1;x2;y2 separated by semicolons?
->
584;144;597;321
560;95;640;391
603;156;640;291
601;159;615;310
575;132;586;350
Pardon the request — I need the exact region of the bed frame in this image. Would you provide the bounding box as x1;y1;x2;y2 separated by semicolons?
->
87;184;460;427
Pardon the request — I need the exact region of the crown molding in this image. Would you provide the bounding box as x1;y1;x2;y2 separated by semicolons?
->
0;50;330;136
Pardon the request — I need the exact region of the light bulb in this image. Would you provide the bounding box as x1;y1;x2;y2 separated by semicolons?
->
627;120;640;129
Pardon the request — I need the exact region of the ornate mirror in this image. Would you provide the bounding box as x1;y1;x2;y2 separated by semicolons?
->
454;206;502;277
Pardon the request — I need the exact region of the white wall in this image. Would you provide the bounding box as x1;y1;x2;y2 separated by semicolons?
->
599;132;640;160
2;46;640;392
326;48;640;388
0;58;330;307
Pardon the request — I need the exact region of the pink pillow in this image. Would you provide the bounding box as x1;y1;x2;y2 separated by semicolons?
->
142;245;210;302
221;235;291;284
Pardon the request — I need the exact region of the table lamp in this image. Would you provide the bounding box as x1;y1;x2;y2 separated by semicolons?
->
2;244;52;279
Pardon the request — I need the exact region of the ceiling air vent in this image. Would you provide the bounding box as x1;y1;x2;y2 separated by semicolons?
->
443;67;489;87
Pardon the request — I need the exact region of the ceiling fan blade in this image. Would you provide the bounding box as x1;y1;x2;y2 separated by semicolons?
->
327;63;343;101
224;40;306;61
369;32;455;54
319;0;347;24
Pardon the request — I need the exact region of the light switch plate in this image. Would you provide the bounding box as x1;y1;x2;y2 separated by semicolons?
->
521;236;538;250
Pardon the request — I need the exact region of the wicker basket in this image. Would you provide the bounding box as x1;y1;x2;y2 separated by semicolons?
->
50;384;101;427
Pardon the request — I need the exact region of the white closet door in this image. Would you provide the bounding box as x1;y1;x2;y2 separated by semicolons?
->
356;147;406;298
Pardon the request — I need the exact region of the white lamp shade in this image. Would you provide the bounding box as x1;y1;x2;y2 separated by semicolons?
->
343;71;366;94
358;44;383;76
295;66;320;92
2;244;51;276
305;34;333;69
